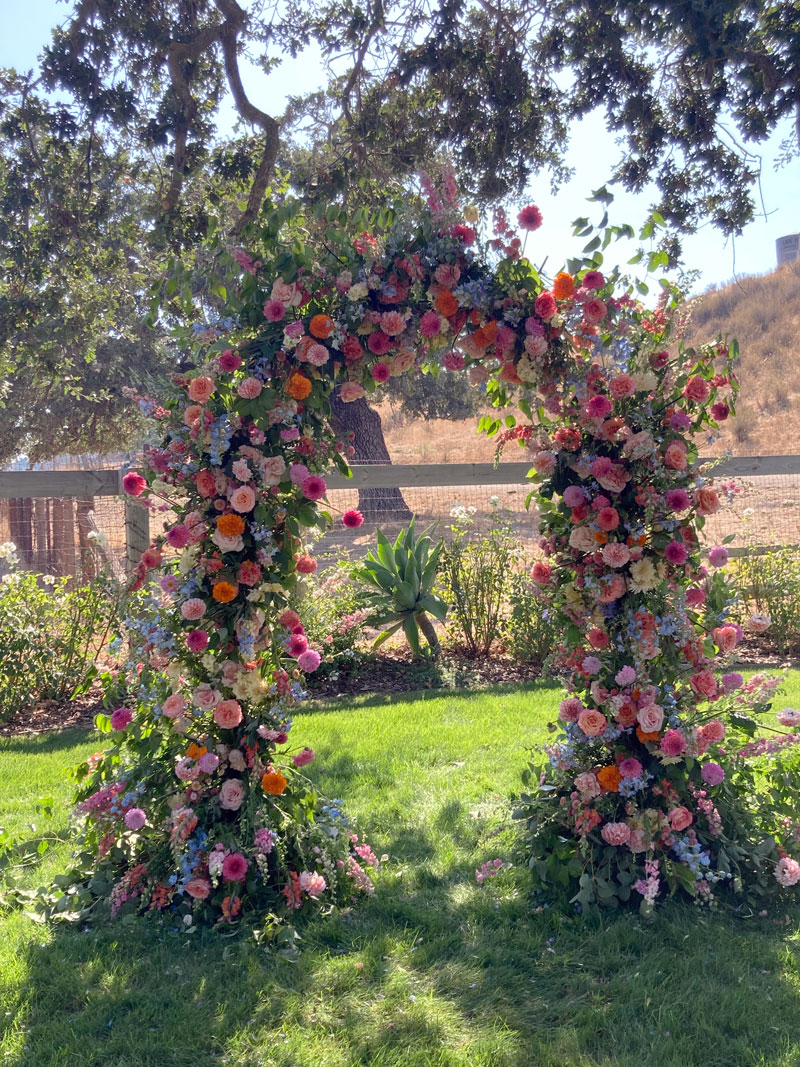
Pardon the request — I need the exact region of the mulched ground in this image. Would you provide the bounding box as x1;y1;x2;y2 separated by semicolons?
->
1;638;795;738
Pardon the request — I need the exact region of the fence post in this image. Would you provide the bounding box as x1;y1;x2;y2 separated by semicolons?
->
124;500;150;574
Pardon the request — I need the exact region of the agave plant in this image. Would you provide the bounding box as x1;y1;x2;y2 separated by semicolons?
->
354;520;447;658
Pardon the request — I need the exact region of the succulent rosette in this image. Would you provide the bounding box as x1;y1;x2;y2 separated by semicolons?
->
61;181;796;926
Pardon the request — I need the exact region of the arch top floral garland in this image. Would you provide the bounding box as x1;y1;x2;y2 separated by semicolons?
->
67;183;799;927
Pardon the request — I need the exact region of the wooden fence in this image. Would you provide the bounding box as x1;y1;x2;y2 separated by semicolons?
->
1;454;798;573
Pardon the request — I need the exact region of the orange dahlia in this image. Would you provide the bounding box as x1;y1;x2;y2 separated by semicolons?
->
434;290;458;317
261;770;288;795
212;581;238;603
309;313;334;339
597;765;622;792
217;513;245;538
636;726;662;744
285;373;312;400
186;743;208;761
552;271;575;300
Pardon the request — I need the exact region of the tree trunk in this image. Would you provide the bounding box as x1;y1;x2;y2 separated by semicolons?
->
329;394;412;523
415;611;441;659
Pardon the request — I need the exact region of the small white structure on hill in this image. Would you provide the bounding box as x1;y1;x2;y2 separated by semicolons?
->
776;233;800;266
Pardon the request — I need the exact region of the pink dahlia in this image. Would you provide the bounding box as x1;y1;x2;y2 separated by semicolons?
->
297;649;322;673
343;508;364;529
124;807;146;831
518;204;543;231
301;475;327;501
221;852;249;882
122;471;147;497
186;629;209;652
110;707;133;730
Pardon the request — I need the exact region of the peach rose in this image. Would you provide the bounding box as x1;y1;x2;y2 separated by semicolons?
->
229;485;256;513
578;709;608;736
601;822;631;846
261;455;286;486
193;684;221;711
695;487;721;516
683;376;710;403
162;693;187;719
602;542;630;568
219;778;245;810
184;877;212;899
703;718;726;743
574;772;601;798
338;381;366;403
664;440;688;470
690;670;718;700
214;700;243;729
637;704;664;733
668;806;693;831
187;376;215;404
569;526;597;553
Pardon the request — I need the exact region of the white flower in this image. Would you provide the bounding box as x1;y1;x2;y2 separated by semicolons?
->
347;282;368;301
41;574;56;586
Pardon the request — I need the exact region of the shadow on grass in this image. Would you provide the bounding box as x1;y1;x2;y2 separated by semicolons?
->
5;828;800;1067
304;678;560;715
0;726;95;756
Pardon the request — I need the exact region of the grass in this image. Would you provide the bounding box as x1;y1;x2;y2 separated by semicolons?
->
1;675;799;1067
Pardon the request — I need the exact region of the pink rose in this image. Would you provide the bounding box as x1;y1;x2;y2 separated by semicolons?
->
187;376;215;404
602;542;630;568
531;561;552;585
214;700;243;729
682;376;711;403
597;575;626;602
664;440;688;470
534;292;557;321
775;857;800;887
110;707;133;730
601;822;631;846
219;778;246;810
586;394;612;420
690;670;718;701
609;373;636;399
685;587;706;608
712;625;739;654
229;485;256;513
637;704;664;733
702;719;726;743
162;693;187;719
195;469;217;497
595;463;629;494
338;381;366;403
668;806;693;831
261;455;286;485
595;507;620;531
574;772;601;797
583;297;607;324
237;377;263;399
184;878;212;900
193;684;221;711
578;709;608;736
661;729;687;757
236;560;262;587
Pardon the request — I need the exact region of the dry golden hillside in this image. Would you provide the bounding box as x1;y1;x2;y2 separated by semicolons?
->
687;258;800;455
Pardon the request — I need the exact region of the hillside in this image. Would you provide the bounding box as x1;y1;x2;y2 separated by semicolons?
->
686;257;800;455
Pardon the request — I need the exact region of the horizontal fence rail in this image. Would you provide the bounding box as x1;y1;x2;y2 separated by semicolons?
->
2;456;799;570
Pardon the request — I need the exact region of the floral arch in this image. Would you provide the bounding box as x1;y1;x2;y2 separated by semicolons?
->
65;184;798;928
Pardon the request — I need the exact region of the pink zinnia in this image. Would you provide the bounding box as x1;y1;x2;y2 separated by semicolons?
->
619;757;643;779
420;310;441;339
586;394;612;420
221;852;249;882
664;488;692;513
187;629;209;652
293;747;315;767
287;633;309;658
301;475;327;501
343;509;364;528
665;541;689;565
180;598;207;621
370;361;391;382
582;270;605;291
367;331;391;355
122;471;147;497
661;729;687;757
110;707;133;730
166;524;191;549
518;204;543;231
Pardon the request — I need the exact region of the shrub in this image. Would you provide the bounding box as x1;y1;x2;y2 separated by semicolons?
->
504;571;554;669
732;546;800;652
438;503;520;657
292;561;373;681
0;541;123;721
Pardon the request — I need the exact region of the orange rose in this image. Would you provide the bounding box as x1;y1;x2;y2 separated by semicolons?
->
552;272;575;300
286;373;312;400
212;581;238;603
261;770;287;795
309;314;334;339
217;513;245;538
597;765;622;792
434;290;459;317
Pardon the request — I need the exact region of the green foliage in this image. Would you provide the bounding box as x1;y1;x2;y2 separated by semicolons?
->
505;572;554;669
438;504;521;657
354;521;447;659
292;562;373;683
733;546;800;653
0;546;123;721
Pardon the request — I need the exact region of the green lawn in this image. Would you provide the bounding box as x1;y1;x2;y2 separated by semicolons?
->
1;676;799;1067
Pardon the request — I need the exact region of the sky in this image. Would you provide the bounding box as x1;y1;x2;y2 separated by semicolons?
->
4;0;799;294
